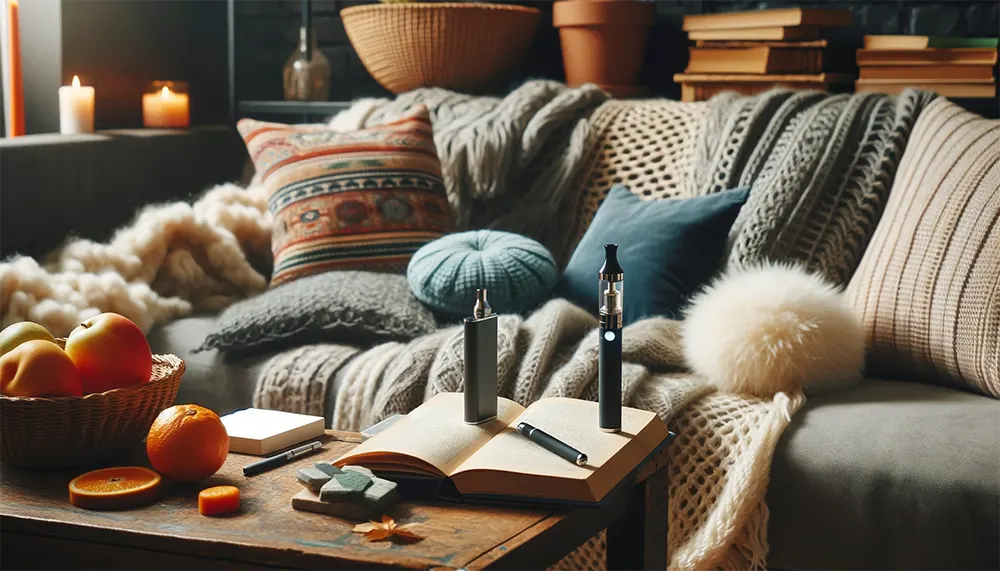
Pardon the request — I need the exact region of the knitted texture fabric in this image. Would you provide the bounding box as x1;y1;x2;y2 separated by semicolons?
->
688;89;938;286
0;183;272;336
258;298;803;570
255;344;359;418
328;80;610;261
846;99;1000;398
199;271;438;354
406;230;558;316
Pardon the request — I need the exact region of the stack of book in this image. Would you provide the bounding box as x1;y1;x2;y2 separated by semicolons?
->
674;7;853;102
855;36;998;98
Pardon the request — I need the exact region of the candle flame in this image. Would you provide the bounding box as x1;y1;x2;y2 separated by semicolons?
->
160;86;172;98
72;75;80;88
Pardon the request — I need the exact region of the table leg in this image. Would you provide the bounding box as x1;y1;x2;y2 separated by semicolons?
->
606;467;669;570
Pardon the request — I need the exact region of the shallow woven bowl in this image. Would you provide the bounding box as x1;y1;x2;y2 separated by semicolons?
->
342;2;541;94
0;341;184;468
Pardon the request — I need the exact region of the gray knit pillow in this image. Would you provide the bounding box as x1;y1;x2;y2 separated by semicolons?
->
198;271;437;353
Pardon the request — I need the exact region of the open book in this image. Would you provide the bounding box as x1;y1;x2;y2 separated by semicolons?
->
334;393;670;504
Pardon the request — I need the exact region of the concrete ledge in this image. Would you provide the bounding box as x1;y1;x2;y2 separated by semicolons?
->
0;126;248;259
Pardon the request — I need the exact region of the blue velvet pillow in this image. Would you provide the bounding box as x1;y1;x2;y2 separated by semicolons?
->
557;184;749;324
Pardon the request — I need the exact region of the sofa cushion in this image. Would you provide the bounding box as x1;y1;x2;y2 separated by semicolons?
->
406;230;559;316
147;316;268;417
846;99;999;398
237;106;455;286
558;184;748;324
198;271;437;354
767;379;1000;570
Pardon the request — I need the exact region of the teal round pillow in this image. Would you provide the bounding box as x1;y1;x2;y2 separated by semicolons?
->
407;231;558;316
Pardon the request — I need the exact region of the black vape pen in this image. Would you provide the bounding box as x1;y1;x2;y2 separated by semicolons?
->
598;244;623;433
517;422;588;466
464;289;498;424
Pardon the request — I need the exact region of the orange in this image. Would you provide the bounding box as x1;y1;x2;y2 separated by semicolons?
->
68;466;161;510
198;485;241;516
146;404;229;482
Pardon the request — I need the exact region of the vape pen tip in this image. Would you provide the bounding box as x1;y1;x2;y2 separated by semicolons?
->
599;244;624;278
473;288;492;319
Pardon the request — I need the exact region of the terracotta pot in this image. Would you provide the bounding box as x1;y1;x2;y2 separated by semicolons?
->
553;0;655;88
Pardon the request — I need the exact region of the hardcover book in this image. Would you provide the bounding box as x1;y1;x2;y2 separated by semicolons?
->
858;65;995;81
863;36;1000;50
687;45;824;74
333;392;670;504
855;80;996;99
856;48;999;66
682;7;851;32
688;26;820;42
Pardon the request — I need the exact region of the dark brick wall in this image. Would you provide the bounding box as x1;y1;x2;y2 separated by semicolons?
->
234;1;1000;102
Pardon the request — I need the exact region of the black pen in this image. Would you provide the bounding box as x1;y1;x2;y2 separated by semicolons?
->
242;441;323;476
516;422;588;466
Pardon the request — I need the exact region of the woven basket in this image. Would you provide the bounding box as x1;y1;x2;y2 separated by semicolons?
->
342;3;541;94
1;342;184;468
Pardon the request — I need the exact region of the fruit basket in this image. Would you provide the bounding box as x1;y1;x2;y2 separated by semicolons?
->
341;2;541;94
0;341;184;468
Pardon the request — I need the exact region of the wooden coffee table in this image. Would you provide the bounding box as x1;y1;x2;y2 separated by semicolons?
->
1;430;671;570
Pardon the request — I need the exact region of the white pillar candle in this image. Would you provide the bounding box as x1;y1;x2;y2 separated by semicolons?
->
142;85;190;128
58;76;95;134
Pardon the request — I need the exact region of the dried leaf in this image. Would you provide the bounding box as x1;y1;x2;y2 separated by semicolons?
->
364;528;394;541
351;515;425;543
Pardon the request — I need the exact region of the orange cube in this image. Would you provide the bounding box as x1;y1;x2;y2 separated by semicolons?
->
198;485;240;516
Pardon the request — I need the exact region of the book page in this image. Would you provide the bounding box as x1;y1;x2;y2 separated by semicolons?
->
451;398;667;502
334;393;524;476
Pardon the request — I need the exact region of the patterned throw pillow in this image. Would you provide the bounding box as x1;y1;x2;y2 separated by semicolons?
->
846;99;999;398
237;106;455;286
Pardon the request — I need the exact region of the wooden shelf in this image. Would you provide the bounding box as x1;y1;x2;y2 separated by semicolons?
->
238;100;353;117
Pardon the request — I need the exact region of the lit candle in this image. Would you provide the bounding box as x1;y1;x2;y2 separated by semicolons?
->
142;85;190;128
6;0;24;136
58;75;95;134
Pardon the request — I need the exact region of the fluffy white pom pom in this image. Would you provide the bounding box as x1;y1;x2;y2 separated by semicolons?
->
682;263;865;397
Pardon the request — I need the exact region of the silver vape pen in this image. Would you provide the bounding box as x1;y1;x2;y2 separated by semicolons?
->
598;244;623;433
464;289;498;424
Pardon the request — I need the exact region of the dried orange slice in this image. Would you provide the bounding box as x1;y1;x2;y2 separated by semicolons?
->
198;485;240;516
68;466;162;510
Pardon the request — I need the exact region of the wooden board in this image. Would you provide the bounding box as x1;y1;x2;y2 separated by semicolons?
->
0;429;671;570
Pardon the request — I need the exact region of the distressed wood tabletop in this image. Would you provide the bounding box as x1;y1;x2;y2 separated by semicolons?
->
1;430;666;570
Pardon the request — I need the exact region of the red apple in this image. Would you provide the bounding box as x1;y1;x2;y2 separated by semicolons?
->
64;313;153;393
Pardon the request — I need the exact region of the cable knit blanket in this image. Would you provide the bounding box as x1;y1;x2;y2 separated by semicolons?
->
257;299;804;570
690;89;937;285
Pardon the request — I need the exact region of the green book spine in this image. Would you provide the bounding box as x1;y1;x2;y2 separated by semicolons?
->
928;37;1000;49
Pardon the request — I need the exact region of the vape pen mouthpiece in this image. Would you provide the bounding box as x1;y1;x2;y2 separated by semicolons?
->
599;244;624;281
473;289;492;319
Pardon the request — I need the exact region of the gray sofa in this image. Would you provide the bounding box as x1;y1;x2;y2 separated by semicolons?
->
6;106;995;570
148;315;999;570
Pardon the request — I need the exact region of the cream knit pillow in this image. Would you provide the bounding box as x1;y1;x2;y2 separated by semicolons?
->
846;99;999;398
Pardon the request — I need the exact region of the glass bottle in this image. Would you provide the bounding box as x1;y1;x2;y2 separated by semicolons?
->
283;27;330;101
